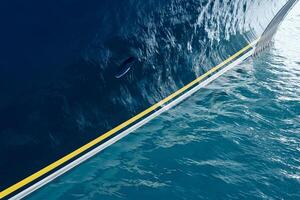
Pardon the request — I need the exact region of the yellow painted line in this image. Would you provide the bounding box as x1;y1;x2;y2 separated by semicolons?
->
0;39;257;199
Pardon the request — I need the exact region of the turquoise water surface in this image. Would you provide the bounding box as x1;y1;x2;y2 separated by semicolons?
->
29;4;300;200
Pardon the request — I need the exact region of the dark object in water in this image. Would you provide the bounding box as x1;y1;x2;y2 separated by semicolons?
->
115;57;137;78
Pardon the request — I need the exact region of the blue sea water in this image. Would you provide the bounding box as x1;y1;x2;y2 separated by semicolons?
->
28;3;300;200
2;0;287;190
